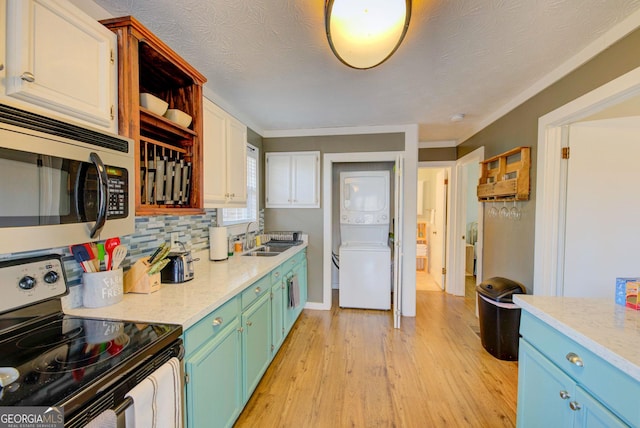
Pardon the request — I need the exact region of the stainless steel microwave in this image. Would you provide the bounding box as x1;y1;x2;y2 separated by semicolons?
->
0;105;134;254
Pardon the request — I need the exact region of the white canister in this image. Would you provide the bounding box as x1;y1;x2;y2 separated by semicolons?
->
82;268;124;308
209;226;228;261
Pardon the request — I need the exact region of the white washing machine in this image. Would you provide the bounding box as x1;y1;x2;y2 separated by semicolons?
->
338;170;392;310
339;242;391;310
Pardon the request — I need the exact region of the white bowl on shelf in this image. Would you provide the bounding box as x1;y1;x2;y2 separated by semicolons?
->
139;93;168;116
164;109;192;128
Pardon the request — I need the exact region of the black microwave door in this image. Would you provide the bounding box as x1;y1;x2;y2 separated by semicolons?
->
74;161;98;224
0;148;76;227
0;147;108;230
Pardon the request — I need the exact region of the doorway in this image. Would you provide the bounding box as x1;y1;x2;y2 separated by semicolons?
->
562;117;640;297
331;161;395;304
416;167;447;292
449;147;485;297
323;151;407;328
535;66;640;296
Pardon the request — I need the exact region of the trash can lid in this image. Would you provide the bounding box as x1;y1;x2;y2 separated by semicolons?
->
476;277;526;303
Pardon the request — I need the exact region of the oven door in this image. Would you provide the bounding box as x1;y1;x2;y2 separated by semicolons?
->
0;125;134;253
64;339;185;428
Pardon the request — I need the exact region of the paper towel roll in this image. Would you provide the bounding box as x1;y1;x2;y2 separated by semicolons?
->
209;227;228;261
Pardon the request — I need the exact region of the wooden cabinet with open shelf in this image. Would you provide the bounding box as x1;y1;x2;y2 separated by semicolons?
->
477;146;530;202
100;16;207;215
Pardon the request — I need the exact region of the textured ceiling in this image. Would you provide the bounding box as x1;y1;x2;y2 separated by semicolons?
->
88;0;640;142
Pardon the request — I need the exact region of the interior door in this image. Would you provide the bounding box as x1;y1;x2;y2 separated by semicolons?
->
563;117;640;297
393;156;404;328
431;170;446;289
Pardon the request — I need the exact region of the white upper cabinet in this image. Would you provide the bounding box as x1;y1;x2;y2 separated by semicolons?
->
266;152;320;208
2;0;117;132
203;98;247;208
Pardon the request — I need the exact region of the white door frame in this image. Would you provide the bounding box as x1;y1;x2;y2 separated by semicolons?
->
417;161;455;292
535;66;640;296
451;147;485;296
322;150;414;315
393;155;404;328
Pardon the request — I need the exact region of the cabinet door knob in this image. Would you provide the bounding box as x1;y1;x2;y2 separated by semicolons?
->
559;390;570;400
246;320;253;326
238;327;244;333
255;287;262;294
21;72;35;82
569;401;581;411
565;352;584;367
212;317;223;326
0;64;4;71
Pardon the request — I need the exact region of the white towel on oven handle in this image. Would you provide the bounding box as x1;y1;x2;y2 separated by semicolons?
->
125;357;183;428
85;409;116;428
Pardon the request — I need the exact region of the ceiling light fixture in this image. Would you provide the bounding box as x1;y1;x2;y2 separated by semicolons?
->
325;0;412;70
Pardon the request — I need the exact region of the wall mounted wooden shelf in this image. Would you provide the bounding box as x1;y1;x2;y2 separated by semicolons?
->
101;16;207;216
477;146;530;202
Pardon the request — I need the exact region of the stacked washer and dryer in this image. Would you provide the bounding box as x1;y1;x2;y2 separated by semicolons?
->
338;171;391;310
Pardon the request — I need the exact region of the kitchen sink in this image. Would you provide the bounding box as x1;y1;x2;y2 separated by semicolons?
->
241;244;293;257
242;251;280;257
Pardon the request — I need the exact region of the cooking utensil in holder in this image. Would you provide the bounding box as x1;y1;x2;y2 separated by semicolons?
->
124;258;161;294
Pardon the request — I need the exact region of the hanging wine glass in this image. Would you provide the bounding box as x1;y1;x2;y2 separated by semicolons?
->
488;203;498;218
509;201;521;220
499;201;509;219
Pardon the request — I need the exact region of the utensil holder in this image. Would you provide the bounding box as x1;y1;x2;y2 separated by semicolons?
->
124;258;161;294
83;268;124;308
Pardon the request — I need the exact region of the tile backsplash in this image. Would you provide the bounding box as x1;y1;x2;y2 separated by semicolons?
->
1;209;265;309
0;210;217;287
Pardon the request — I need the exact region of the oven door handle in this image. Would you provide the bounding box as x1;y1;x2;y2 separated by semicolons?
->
114;396;133;428
89;152;109;239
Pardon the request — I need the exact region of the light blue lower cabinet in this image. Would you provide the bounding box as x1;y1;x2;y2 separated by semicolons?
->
573;386;629;428
284;253;308;334
516;312;634;427
185;319;242;428
271;280;285;353
242;291;272;401
184;250;308;427
295;259;308;319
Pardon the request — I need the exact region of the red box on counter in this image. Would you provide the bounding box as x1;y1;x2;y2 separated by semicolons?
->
625;281;640;310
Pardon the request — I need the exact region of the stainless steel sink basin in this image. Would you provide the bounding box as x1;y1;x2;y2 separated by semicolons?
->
242;251;280;257
242;245;292;257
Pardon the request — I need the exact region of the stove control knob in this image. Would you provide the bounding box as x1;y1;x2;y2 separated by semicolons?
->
44;271;59;284
19;276;36;290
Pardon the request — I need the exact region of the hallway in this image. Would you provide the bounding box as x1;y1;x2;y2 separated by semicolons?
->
235;289;518;427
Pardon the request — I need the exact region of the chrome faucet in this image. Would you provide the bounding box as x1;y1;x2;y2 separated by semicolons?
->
244;221;258;251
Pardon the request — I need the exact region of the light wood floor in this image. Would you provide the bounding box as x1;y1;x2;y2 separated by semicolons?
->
416;269;442;291
235;289;518;427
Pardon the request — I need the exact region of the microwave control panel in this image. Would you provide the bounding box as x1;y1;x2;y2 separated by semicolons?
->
106;166;128;219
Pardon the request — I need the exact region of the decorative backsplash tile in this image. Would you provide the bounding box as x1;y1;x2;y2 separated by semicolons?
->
0;210;218;289
0;209;265;301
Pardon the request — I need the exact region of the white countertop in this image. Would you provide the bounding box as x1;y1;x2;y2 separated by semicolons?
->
514;295;640;382
65;244;307;329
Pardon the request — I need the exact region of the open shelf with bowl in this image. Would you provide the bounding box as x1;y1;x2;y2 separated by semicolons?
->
101;16;207;215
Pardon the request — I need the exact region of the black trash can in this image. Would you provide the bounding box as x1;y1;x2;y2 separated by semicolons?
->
476;277;526;361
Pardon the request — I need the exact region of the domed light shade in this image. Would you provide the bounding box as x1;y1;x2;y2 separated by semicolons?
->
325;0;411;69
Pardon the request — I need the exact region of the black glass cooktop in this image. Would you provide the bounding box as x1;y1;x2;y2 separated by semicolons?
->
0;314;180;408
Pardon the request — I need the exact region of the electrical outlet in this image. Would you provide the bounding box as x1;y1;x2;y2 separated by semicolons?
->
171;232;179;249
